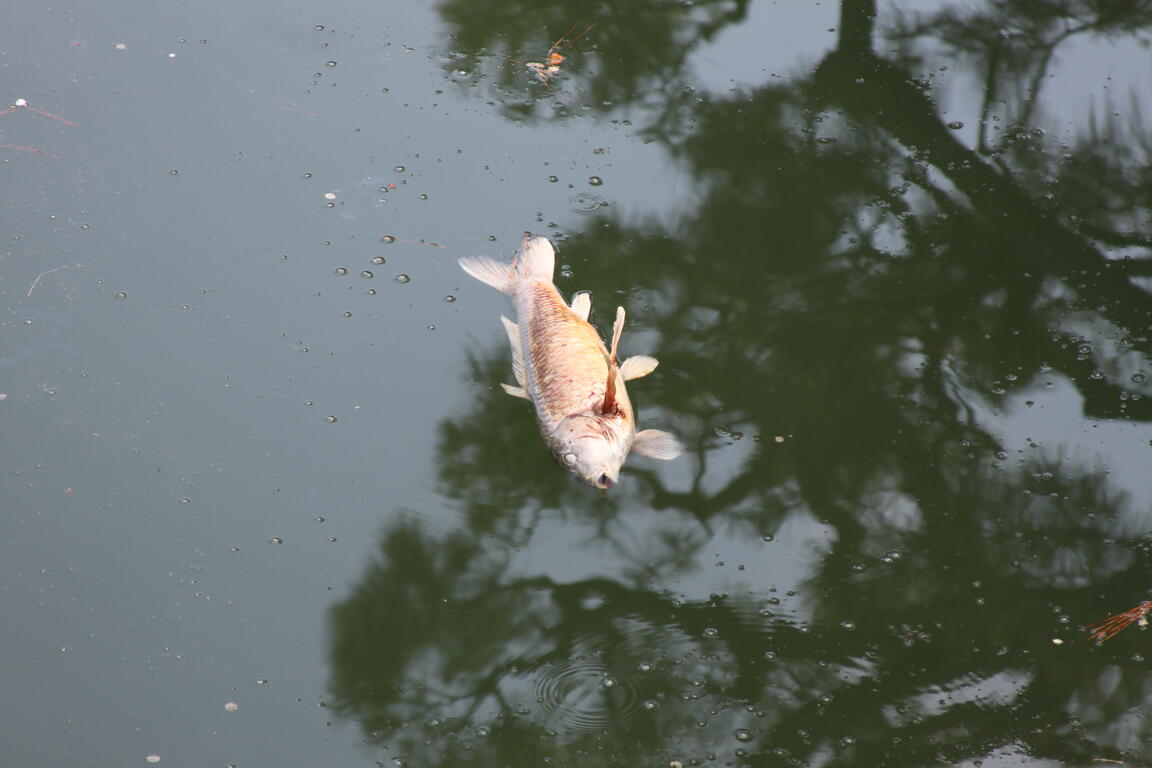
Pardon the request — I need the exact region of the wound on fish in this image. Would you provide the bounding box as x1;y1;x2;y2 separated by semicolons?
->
602;369;618;415
601;306;626;416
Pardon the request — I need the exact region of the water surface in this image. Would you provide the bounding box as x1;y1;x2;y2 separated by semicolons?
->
3;1;1152;765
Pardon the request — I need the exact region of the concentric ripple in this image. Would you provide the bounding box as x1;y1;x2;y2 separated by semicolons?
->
529;658;643;731
569;193;607;213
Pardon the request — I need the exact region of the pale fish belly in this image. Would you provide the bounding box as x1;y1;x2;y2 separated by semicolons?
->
514;279;634;432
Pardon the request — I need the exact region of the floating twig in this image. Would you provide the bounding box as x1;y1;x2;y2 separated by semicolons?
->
27;265;68;297
2;143;60;159
0;98;77;127
1086;600;1152;642
273;97;317;117
381;235;445;248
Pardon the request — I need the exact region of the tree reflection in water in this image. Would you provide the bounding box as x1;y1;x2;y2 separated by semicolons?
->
329;2;1152;765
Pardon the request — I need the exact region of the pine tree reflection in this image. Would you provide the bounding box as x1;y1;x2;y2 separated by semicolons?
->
328;1;1152;765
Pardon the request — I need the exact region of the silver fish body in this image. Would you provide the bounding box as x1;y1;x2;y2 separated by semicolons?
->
459;235;682;489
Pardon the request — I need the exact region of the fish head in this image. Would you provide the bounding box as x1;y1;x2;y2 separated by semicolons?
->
553;415;633;490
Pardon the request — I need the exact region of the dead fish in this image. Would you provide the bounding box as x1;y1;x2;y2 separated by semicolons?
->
459;234;682;489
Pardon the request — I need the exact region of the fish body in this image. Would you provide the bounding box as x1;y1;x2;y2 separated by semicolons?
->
459;234;682;489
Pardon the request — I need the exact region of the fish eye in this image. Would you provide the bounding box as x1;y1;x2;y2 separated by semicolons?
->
563;452;577;466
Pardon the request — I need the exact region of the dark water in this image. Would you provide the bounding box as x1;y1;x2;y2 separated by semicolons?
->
4;1;1152;766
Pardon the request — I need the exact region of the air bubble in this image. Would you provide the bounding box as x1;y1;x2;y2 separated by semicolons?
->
360;271;373;278
588;176;603;186
381;235;396;244
947;121;964;129
394;274;410;283
335;267;348;276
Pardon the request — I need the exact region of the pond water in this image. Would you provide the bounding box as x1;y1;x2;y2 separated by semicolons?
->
4;1;1152;766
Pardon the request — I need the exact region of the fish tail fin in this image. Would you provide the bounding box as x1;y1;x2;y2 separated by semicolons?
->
458;234;556;294
458;254;517;294
513;234;556;281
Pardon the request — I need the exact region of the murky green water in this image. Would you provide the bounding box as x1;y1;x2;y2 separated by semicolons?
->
4;1;1152;765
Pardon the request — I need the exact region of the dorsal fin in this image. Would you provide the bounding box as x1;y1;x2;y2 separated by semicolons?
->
601;307;626;415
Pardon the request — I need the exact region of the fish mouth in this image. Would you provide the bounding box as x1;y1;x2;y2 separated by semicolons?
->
595;473;614;489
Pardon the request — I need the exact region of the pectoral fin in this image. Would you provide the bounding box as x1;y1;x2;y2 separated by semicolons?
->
500;383;529;399
570;291;591;322
500;315;527;387
633;429;683;460
619;355;658;381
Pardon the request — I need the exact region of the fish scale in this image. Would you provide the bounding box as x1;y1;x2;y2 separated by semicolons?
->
518;281;629;428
